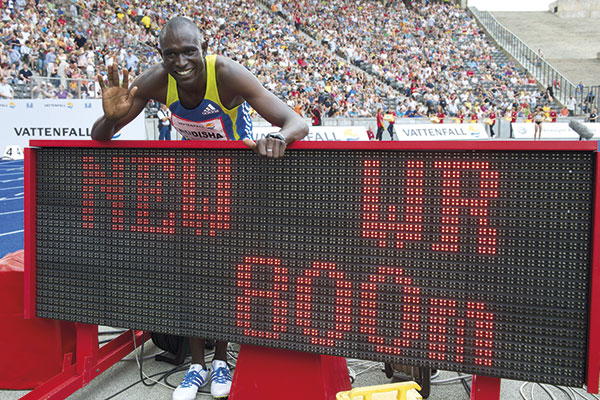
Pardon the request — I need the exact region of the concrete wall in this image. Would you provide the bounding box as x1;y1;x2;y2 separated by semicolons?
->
556;0;600;18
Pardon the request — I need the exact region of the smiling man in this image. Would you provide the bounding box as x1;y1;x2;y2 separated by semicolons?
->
91;16;308;158
91;16;308;400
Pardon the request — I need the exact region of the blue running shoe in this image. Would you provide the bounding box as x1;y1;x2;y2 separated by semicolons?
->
173;364;209;400
210;360;232;399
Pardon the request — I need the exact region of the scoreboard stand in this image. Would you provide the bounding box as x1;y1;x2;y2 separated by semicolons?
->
19;323;147;400
23;140;600;399
229;344;351;400
471;375;501;400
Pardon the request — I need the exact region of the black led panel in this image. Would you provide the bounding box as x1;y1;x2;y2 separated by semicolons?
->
35;148;594;386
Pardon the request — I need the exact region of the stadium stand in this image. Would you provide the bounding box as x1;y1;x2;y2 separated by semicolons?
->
0;0;596;124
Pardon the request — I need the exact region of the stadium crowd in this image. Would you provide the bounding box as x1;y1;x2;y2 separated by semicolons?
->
0;0;591;122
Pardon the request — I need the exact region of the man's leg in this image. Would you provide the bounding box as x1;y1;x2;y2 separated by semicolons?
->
190;337;207;366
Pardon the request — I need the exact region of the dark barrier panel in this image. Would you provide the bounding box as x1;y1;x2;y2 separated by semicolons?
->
28;141;599;387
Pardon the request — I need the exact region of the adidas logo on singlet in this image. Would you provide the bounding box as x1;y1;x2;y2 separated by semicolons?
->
202;104;219;115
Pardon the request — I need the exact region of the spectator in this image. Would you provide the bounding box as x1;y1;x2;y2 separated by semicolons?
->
0;76;14;98
566;95;576;117
55;84;71;99
125;49;139;70
156;103;171;140
589;109;597;123
18;63;33;84
559;107;568;118
311;101;322;126
32;81;54;99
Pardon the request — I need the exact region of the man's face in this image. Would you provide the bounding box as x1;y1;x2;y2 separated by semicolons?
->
160;25;206;86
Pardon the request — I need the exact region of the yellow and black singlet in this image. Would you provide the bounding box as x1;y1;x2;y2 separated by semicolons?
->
166;55;253;141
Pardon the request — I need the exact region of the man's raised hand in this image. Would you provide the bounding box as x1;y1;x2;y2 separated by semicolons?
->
97;64;138;122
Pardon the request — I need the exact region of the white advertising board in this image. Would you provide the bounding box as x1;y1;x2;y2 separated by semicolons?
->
253;125;370;141
0;99;146;151
512;123;600;140
395;123;489;140
255;124;489;141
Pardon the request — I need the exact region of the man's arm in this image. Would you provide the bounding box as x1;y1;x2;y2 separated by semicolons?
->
216;57;308;147
92;64;164;141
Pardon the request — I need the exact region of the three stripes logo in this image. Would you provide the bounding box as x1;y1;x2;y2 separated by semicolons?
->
202;104;219;115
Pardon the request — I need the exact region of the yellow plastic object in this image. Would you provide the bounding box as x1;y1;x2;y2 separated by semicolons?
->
336;381;422;400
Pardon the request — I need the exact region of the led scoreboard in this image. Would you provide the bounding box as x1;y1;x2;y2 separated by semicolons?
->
25;140;600;390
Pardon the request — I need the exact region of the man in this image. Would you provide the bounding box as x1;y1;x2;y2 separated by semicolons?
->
156;103;172;140
18;63;33;84
92;16;308;400
0;76;14;99
566;95;576;117
310;101;321;126
125;49;140;71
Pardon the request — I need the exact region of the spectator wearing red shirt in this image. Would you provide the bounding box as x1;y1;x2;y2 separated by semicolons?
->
549;109;558;122
375;108;384;140
436;106;445;124
527;112;534;123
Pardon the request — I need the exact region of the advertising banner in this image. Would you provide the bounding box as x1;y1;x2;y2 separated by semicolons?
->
512;123;600;140
0;99;146;151
394;123;489;140
253;125;370;141
255;124;490;141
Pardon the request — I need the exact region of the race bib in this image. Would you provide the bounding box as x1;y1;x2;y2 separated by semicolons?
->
171;114;229;140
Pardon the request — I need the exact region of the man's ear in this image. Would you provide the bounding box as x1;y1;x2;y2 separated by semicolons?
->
202;40;208;53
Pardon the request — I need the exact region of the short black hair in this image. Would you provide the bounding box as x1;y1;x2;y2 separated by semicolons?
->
159;16;202;48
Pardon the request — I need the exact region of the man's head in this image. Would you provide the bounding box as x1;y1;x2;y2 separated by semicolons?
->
159;17;208;85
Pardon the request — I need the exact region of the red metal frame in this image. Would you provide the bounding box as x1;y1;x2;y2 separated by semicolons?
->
24;140;600;398
29;139;599;151
23;145;149;400
23;147;36;319
20;326;148;400
586;151;600;394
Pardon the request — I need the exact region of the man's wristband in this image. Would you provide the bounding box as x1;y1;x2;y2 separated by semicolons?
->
265;132;286;142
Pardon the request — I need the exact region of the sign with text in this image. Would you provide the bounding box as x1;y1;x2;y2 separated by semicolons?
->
254;126;370;141
395;123;489;140
512;123;600;140
0;100;145;150
29;141;597;387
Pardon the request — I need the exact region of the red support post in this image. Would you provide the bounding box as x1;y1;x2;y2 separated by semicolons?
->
229;344;351;400
23;147;36;319
470;375;501;400
20;329;147;400
586;150;600;394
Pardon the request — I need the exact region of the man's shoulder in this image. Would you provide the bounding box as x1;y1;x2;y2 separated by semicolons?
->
133;63;168;102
